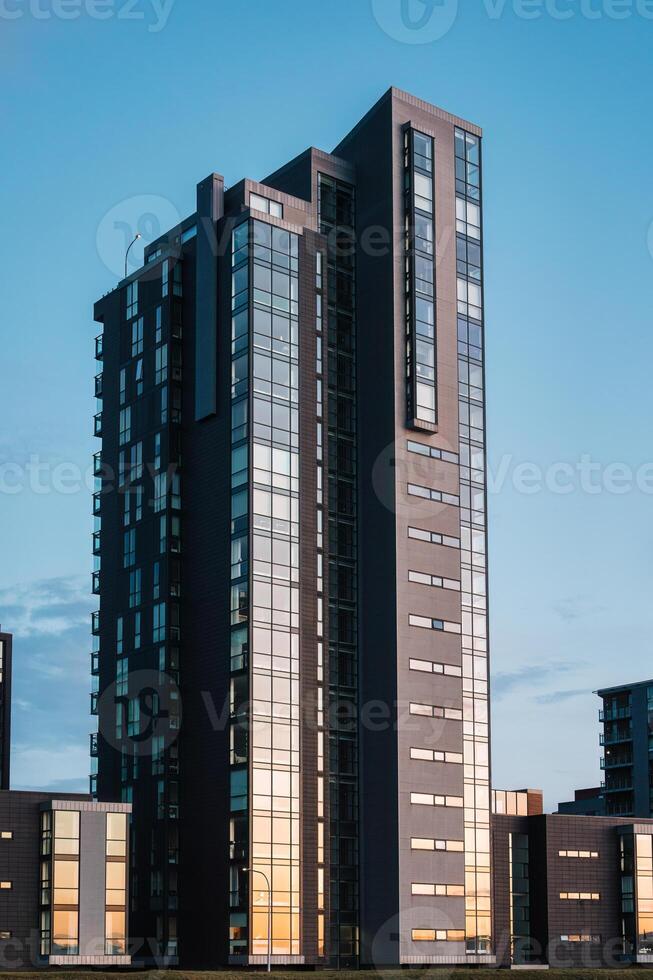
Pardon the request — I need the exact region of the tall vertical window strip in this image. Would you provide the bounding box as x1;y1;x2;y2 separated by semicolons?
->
404;128;437;428
229;218;251;958
454;127;491;956
38;810;81;957
105;813;128;955
229;219;302;958
315;249;326;958
318;173;359;968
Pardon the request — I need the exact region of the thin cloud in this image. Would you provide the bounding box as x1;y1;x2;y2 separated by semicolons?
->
493;661;584;699
535;688;587;706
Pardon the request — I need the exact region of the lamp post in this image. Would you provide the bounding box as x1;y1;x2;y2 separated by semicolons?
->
124;232;142;279
243;867;272;972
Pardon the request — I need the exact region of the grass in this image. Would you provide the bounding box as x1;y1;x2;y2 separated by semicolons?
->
2;972;653;980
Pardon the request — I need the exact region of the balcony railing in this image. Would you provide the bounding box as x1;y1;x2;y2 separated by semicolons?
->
91;611;100;635
603;779;633;793
90;692;99;715
92;571;101;595
94;373;104;398
90;733;98;757
601;755;633;770
600;706;632;722
600;731;632;746
93;531;101;556
95;334;104;360
93;452;103;477
93;412;103;437
91;651;100;676
93;492;102;517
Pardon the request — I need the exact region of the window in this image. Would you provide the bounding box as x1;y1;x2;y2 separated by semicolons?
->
412;929;465;942
561;935;601;944
560;892;600;901
409;658;462;678
0;932;12;939
409;570;460;591
123;529;136;568
155;345;168;385
408;526;460;549
407;483;460;507
153;602;166;643
162;259;169;297
409;615;462;634
0;882;11;890
250;192;283;219
135;358;144;396
131;316;143;356
0;832;12;840
410;702;463;721
129;569;141;608
407;440;459;464
558;849;599;859
106;813;127;857
126;280;138;319
410;747;464;764
412;883;465;897
119;407;131;446
155;305;162;344
411;838;464;852
410;793;463;808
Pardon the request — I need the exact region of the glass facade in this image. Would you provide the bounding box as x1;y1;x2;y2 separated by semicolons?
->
622;832;653;955
455;126;491;955
40;810;80;957
404;128;437;428
229;217;301;957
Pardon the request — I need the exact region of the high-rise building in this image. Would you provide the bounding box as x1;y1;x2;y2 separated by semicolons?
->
598;680;653;818
92;87;491;968
0;629;13;791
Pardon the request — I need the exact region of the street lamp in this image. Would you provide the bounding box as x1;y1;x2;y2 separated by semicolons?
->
124;232;142;279
243;867;272;972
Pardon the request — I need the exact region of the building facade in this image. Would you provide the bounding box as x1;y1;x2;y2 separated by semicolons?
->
0;629;13;791
92;87;491;968
0;792;130;969
598;680;653;818
492;798;653;968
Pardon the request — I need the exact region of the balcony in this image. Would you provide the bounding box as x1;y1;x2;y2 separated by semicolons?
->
92;571;101;595
600;731;632;746
90;733;98;757
93;531;101;556
90;692;99;715
93;452;103;477
94;373;104;398
600;706;632;722
603;780;633;793
94;412;103;437
95;334;104;360
91;651;99;676
601;755;633;770
93;492;102;517
91;611;100;635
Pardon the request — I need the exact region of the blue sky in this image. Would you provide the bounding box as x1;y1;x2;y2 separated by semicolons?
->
0;0;652;808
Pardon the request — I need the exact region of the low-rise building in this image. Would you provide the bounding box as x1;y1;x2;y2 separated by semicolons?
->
0;791;131;969
493;789;653;967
